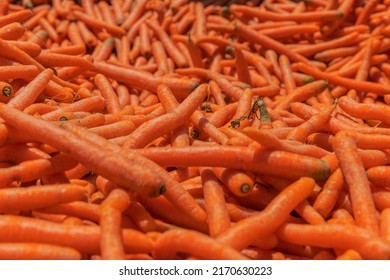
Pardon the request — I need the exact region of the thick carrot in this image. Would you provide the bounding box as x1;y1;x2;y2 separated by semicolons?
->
61;122;207;224
0;104;165;198
137;145;331;182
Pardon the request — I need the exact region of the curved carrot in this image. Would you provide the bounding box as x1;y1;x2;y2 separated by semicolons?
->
216;177;315;250
100;188;130;260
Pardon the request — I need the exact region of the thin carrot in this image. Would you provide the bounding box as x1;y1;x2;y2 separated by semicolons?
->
294;62;390;96
200;167;231;237
72;10;126;38
0;243;81;260
0;215;153;255
7;68;53;111
94;74;121;114
123;84;207;149
153;228;248;260
100;188;130;260
0;184;86;213
332;131;380;234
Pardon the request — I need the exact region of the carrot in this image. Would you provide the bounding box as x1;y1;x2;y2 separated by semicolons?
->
125;200;157;233
332;131;380;234
0;22;25;40
0;184;86;213
7;68;53;110
72;10;126;38
61;122;207;224
145;19;188;68
123;84;207;149
274;80;328;110
137;145;331;182
94;74;121;114
0;65;39;81
366;166;390;188
0;215;153;255
94;62;199;99
216;177;315;250
338;95;390;126
313;168;344;218
200;167;231;237
100;188;130;260
279;55;296;96
153;228;248;260
294;62;390;96
276;223;390;260
286;104;336;143
0;103;165;198
212;167;255;197
0;243;81;260
0;9;33;28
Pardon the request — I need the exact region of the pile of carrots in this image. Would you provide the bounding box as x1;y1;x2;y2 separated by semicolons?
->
0;0;389;260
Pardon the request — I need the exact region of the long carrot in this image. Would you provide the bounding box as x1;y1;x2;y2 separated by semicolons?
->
216;177;315;250
276;223;390;260
332;131;380;234
123;83;207;149
0;103;166;198
153;228;248;260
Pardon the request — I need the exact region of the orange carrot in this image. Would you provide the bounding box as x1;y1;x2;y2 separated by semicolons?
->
332;131;380;234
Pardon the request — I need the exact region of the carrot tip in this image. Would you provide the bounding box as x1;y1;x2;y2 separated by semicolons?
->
240;183;251;193
159;184;166;195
